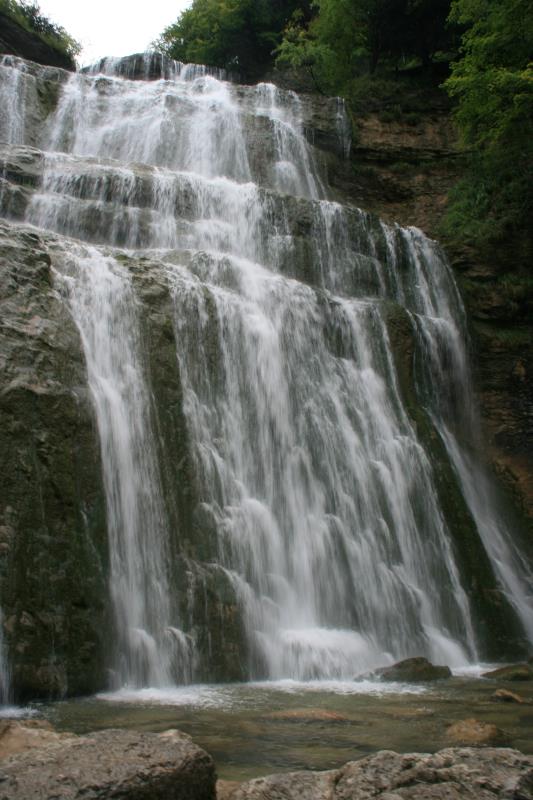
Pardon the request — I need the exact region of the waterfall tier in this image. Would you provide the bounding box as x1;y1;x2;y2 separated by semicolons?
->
0;52;531;697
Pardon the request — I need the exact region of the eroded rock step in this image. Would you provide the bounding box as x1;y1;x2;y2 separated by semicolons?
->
0;144;413;302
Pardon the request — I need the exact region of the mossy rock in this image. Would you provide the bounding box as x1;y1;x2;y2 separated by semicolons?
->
377;657;451;682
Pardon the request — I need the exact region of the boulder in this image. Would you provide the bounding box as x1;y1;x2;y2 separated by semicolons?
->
445;718;509;746
491;688;526;704
229;748;533;800
376;656;452;682
0;726;216;799
482;664;533;681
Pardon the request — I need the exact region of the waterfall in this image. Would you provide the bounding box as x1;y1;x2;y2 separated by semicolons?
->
55;245;193;687
0;53;531;689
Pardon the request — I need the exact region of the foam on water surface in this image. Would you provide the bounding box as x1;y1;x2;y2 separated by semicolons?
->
97;678;427;711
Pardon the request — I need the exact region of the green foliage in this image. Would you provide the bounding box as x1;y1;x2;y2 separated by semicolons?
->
277;0;457;94
275;8;337;94
158;0;455;82
156;0;311;78
0;0;81;59
443;0;533;244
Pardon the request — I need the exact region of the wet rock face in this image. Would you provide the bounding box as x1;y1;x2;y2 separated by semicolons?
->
0;726;216;800
0;57;67;149
0;219;250;691
448;234;533;538
0;221;109;699
229;748;533;800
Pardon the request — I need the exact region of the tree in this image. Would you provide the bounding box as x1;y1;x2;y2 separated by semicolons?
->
403;0;456;68
278;0;406;81
156;0;311;79
444;0;533;242
277;0;457;97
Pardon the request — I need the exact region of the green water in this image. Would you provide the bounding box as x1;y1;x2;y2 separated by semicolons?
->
27;676;533;782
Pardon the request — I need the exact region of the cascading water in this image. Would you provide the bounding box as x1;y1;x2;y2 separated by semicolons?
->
0;52;531;689
55;245;194;688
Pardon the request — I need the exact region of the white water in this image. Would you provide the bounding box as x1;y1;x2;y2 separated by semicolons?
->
54;246;194;687
0;53;531;689
98;678;427;711
440;427;533;642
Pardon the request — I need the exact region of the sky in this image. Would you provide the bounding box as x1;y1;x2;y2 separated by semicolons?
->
37;0;192;66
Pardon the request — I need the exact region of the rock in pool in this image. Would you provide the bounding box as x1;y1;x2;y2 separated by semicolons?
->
375;656;452;682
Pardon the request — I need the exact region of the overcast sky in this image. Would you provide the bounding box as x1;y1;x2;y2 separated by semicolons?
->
37;1;192;66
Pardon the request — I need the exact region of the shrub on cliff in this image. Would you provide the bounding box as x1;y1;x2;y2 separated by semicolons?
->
0;0;80;62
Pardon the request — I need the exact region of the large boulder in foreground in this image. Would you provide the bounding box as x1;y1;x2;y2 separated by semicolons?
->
0;726;216;799
376;656;452;682
228;748;533;799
